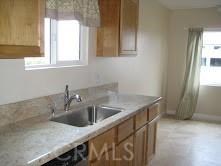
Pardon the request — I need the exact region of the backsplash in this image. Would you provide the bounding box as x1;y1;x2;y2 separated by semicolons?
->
0;83;118;127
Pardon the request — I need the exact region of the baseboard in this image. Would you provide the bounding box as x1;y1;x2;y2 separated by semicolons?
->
193;113;221;123
166;110;221;123
167;110;176;115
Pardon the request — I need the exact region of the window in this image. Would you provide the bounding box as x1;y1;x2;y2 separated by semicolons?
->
200;31;221;85
25;18;88;69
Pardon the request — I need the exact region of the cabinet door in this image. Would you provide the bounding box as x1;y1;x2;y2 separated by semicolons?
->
89;128;116;162
146;121;158;165
120;0;139;55
0;0;45;58
134;125;146;166
90;150;115;166
97;0;121;57
116;135;134;166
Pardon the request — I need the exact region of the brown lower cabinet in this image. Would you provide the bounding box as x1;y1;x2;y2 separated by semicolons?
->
89;104;160;166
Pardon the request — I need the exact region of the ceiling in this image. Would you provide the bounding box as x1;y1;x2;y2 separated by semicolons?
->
157;0;221;9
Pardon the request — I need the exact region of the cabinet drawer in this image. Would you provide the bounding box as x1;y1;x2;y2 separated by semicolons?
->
135;109;147;130
89;128;116;161
117;118;134;143
148;104;159;122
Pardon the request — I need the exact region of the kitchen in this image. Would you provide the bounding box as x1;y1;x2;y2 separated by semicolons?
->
0;0;221;166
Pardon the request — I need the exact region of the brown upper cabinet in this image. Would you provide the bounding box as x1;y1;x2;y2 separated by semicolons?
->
0;0;45;58
120;0;139;55
97;0;139;57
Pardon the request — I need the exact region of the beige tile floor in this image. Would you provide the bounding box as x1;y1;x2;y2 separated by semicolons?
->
151;116;221;166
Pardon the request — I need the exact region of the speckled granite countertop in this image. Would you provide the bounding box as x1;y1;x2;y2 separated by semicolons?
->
0;94;161;166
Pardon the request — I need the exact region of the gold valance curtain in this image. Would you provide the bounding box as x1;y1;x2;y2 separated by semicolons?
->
46;0;100;27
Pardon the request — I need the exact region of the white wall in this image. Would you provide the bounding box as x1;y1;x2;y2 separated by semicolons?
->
167;8;221;116
0;0;170;110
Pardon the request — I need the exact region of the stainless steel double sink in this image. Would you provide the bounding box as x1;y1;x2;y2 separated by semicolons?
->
51;105;123;127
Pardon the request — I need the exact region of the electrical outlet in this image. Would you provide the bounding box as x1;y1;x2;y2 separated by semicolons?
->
95;73;101;84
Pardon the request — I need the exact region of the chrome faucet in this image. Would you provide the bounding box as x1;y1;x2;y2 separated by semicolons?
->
64;85;82;112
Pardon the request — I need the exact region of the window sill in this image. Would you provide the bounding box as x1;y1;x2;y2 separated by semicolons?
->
200;83;221;87
25;63;88;71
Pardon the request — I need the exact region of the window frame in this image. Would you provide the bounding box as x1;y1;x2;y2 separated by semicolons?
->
25;19;89;70
200;29;221;86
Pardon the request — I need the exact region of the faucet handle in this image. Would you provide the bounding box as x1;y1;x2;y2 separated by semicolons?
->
48;102;56;117
65;85;69;98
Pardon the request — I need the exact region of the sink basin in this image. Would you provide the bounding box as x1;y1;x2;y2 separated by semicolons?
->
51;105;122;127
